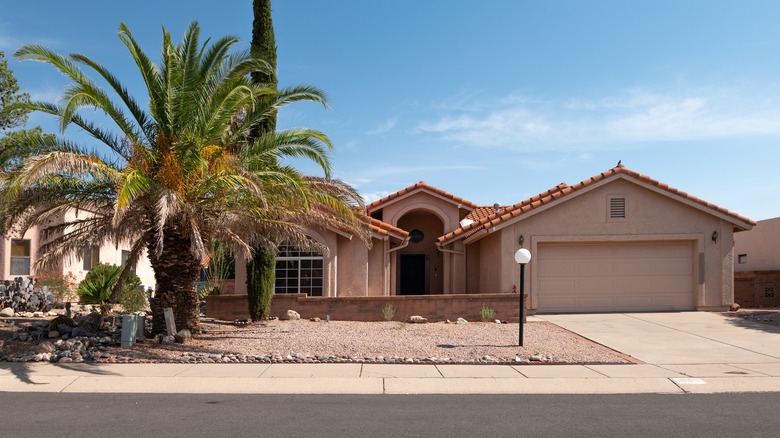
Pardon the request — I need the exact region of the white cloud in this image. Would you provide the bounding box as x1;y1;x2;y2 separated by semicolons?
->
361;191;391;204
366;116;399;135
418;88;780;150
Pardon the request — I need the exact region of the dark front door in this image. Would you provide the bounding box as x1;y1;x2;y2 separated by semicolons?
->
399;254;428;295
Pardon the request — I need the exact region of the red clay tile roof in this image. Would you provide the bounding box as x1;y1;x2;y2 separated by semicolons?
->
362;216;409;240
366;181;479;212
437;165;755;246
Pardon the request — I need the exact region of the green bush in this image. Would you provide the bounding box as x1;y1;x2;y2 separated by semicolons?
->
382;303;397;321
119;287;147;313
479;304;496;322
76;264;142;312
77;264;121;306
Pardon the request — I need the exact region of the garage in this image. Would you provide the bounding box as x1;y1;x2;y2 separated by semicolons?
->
536;241;695;313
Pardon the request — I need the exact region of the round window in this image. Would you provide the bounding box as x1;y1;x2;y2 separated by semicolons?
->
409;229;424;244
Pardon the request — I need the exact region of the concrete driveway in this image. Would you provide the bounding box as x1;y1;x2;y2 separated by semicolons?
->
539;312;780;371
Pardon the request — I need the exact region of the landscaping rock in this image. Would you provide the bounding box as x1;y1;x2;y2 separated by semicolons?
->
48;331;60;338
408;315;427;323
36;341;56;354
0;307;14;317
76;313;102;332
174;329;192;344
282;310;300;321
57;324;73;335
456;318;468;324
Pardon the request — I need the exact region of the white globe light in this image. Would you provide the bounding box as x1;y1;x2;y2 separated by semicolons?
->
514;248;531;264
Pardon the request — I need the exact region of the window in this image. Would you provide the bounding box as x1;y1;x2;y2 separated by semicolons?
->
82;245;100;270
738;254;747;264
121;250;136;274
275;242;323;296
409;229;424;244
10;239;31;275
608;195;627;220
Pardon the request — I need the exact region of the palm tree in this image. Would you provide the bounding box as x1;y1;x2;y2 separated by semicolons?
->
0;22;362;333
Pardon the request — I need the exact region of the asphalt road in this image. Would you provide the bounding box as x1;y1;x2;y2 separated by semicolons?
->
4;393;778;437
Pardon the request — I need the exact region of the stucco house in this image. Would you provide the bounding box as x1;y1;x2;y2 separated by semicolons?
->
0;208;156;289
225;164;754;316
733;217;780;272
732;217;780;308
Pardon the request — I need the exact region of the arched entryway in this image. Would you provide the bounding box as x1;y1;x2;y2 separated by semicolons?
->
396;210;444;295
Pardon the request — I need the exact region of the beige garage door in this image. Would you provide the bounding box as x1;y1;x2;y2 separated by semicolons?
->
536;241;694;313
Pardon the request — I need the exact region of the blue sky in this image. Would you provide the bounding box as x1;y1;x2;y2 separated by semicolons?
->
2;1;779;220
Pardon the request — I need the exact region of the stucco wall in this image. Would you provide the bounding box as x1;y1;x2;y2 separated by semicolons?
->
367;238;386;296
233;228;375;298
467;177;738;310
1;226;42;279
1;210;154;289
733;217;780;272
336;234;368;296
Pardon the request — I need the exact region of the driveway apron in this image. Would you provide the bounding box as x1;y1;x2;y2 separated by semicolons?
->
539;312;780;365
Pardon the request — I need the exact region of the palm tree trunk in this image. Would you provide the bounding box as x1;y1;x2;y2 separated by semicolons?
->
146;226;201;334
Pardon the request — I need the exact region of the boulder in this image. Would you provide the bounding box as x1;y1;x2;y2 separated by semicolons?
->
174;329;192;344
730;303;741;312
281;310;301;321
0;307;14;317
75;313;102;332
456;317;468;324
36;341;56;354
408;315;428;324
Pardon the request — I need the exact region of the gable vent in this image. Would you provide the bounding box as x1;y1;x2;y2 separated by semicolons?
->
609;197;626;219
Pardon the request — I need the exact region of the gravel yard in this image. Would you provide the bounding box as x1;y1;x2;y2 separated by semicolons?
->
1;315;632;364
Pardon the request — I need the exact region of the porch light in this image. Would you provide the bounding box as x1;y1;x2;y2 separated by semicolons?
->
514;248;532;347
712;231;718;243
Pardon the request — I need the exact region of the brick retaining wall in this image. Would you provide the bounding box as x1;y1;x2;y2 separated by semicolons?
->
734;270;780;308
205;293;526;323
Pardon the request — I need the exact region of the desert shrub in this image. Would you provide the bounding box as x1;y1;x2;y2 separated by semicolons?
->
479;304;496;322
77;264;143;310
119;287;147;313
76;264;121;306
382;303;397;321
35;272;78;305
48;314;76;332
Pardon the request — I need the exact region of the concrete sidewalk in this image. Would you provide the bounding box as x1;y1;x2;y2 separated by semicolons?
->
2;360;780;395
2;312;779;395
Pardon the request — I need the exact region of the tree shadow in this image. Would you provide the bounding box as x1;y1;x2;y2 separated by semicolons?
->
719;311;780;334
3;361;120;385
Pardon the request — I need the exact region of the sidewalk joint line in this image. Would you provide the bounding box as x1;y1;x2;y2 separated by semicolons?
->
59;376;80;393
624;313;780;361
668;377;691;394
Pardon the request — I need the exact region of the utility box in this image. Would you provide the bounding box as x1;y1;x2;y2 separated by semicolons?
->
121;315;139;347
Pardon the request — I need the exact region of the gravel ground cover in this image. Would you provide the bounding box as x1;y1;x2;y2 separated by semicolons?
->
0;317;632;365
722;308;780;328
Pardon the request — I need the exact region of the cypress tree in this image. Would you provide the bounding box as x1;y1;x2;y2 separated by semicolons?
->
247;0;279;321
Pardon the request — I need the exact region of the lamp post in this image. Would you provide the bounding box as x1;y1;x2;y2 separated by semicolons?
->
514;248;532;347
